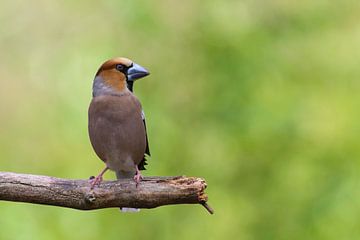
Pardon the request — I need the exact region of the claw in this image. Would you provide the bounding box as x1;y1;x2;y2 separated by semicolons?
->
89;167;109;189
90;175;103;189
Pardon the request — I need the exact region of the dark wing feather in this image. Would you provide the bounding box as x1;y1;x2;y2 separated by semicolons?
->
143;118;150;156
138;117;150;170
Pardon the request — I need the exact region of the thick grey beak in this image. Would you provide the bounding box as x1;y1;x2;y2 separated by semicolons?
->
127;62;150;81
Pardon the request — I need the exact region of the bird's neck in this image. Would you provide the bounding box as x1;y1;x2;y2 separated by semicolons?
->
92;76;129;97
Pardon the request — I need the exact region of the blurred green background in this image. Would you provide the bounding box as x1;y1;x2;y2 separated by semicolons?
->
1;0;360;239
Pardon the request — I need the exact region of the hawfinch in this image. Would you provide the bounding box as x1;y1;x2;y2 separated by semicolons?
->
88;57;150;190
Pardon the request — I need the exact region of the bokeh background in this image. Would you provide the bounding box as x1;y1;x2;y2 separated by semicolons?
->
1;0;360;239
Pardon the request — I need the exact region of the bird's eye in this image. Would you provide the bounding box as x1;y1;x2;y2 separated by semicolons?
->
116;64;125;72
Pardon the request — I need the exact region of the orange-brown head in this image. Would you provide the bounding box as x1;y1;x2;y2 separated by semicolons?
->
93;57;149;97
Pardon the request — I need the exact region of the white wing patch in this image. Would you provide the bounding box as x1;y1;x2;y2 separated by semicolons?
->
141;109;145;120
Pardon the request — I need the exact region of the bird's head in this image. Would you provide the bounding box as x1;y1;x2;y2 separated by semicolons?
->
93;57;149;97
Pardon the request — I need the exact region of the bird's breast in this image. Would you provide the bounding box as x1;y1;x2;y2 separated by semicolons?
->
88;94;146;171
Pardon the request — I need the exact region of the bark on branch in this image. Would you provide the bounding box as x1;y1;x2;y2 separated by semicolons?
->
0;171;213;214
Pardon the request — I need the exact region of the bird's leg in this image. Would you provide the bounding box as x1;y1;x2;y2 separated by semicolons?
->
90;166;109;189
133;165;143;188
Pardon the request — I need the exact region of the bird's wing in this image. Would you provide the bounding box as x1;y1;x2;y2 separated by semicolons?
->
138;110;150;170
142;110;151;156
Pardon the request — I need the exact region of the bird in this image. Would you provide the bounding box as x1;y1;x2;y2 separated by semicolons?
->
88;57;150;192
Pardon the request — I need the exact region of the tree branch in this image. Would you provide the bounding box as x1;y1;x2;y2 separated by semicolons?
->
0;171;213;214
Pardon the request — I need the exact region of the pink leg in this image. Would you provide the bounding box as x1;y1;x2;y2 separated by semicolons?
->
90;166;109;189
133;165;143;188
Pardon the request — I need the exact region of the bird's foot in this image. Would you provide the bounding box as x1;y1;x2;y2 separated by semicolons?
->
89;167;109;189
133;167;143;188
89;174;103;189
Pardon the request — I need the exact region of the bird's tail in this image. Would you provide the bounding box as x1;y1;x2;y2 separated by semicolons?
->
116;170;140;213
